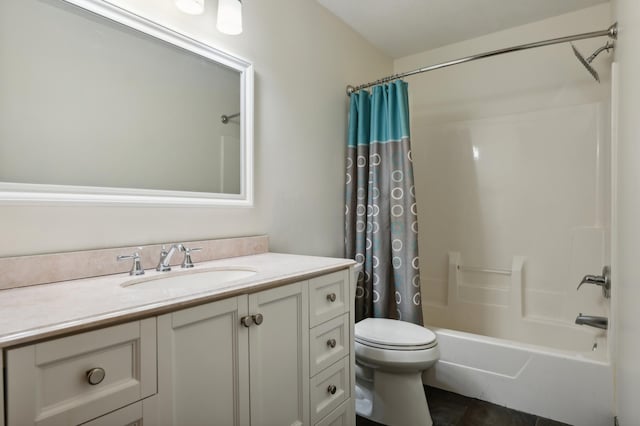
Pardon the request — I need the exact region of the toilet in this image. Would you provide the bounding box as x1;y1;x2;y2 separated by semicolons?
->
354;318;440;426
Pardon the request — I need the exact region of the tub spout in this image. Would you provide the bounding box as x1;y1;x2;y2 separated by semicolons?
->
575;313;608;330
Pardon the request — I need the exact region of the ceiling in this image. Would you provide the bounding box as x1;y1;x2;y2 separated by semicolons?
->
316;0;609;58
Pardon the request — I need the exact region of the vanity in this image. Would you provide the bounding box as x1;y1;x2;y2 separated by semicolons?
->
0;237;356;426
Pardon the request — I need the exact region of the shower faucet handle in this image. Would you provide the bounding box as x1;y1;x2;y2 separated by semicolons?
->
577;266;611;298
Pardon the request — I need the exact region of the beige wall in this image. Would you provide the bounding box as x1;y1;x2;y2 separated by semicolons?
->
611;0;640;422
0;0;391;257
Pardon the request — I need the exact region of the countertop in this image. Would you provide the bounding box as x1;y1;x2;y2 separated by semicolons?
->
0;252;355;348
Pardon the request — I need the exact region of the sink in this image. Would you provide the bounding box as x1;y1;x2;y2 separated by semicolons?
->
121;267;257;291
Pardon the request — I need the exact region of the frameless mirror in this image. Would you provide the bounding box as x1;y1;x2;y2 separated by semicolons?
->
0;0;253;206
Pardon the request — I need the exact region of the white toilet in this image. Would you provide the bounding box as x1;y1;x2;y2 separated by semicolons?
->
354;318;440;426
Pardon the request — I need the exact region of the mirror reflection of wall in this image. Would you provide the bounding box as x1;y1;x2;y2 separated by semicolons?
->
0;0;242;194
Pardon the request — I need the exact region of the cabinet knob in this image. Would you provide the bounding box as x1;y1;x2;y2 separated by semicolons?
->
327;338;337;348
327;384;337;395
326;293;337;302
240;315;253;328
86;368;106;386
252;313;264;325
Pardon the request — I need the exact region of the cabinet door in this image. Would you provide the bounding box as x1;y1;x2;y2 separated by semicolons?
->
157;296;249;426
249;282;309;426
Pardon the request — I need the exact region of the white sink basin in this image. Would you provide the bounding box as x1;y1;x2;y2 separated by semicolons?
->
121;267;257;291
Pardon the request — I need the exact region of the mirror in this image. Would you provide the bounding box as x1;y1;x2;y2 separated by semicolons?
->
0;0;253;206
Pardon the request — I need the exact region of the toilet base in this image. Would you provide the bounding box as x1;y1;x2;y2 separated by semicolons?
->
356;368;433;426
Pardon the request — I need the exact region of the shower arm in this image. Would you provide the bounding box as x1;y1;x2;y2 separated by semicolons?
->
221;112;240;124
586;41;615;63
346;23;618;95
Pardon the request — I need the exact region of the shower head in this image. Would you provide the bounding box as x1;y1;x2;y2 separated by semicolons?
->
570;40;615;83
571;44;600;82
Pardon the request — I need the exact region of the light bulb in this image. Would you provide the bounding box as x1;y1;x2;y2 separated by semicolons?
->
175;0;204;15
217;0;242;35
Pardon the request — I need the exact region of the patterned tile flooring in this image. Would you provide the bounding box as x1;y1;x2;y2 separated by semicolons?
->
356;386;571;426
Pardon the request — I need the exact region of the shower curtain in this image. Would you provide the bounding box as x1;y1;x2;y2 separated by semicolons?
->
345;80;423;325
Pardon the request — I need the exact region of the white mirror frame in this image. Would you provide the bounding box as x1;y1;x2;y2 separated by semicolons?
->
0;0;254;207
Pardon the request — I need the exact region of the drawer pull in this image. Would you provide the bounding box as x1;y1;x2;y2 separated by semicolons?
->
86;368;106;386
326;293;337;302
240;315;253;328
327;338;337;348
252;313;264;325
327;384;337;395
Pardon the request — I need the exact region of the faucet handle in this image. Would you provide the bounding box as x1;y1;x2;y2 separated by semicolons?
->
117;248;145;276
181;246;202;269
577;274;605;288
576;266;611;298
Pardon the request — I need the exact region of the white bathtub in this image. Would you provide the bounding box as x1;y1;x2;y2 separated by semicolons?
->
423;327;613;426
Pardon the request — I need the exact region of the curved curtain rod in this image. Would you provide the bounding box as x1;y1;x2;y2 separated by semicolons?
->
346;22;618;95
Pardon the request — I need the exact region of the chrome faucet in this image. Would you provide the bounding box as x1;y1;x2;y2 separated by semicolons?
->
575;313;608;330
577;266;611;298
156;244;184;272
117;248;145;276
181;246;203;268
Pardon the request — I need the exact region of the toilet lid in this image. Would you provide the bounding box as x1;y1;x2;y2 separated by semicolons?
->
355;318;437;350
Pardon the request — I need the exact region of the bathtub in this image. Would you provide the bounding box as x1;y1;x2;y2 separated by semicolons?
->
423;327;613;426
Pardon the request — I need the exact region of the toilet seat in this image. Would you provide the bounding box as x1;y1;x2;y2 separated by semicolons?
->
355;338;437;351
355;318;437;351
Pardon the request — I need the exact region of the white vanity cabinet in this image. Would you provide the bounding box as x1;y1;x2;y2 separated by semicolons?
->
1;266;355;426
248;282;310;426
307;270;354;425
156;269;355;426
156;295;250;426
157;281;310;426
4;319;157;426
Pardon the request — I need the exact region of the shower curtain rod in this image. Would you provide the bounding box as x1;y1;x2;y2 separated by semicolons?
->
346;23;618;95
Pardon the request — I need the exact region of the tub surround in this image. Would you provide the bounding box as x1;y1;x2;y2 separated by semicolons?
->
0;248;354;347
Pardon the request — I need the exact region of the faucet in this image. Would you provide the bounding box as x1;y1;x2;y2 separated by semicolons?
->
577;266;611;298
117;248;145;276
575;313;608;330
156;244;184;272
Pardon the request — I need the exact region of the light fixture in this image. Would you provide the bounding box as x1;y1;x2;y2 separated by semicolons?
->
175;0;204;15
217;0;242;35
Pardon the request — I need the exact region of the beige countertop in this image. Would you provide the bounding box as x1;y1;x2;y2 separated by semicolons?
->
0;252;354;348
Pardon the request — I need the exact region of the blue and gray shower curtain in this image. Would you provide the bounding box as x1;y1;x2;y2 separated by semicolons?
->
345;80;423;325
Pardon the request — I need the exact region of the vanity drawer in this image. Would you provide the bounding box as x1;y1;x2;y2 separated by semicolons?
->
309;270;349;327
314;399;353;426
6;319;157;426
310;357;350;425
80;395;158;426
310;314;349;376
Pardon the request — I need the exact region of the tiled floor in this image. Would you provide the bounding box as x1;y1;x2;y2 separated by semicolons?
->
356;386;571;426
